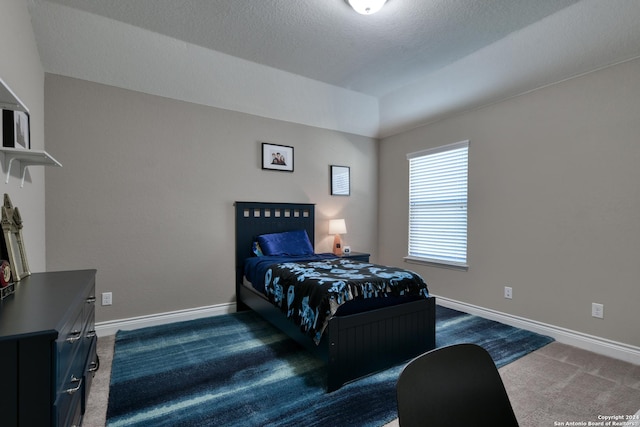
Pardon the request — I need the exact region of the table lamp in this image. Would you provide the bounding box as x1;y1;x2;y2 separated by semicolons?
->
329;219;347;255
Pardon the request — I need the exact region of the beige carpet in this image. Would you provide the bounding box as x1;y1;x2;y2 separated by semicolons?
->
85;336;640;427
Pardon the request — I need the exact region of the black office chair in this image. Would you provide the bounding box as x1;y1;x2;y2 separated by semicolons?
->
396;343;519;427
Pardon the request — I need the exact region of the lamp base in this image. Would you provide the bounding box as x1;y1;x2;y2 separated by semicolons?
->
333;234;343;256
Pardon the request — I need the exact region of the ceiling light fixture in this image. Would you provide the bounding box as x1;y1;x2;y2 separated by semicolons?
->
348;0;387;15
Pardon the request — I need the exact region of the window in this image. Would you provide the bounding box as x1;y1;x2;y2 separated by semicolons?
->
406;140;468;268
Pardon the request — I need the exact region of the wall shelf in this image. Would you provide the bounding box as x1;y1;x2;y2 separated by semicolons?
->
1;77;61;187
0;147;62;187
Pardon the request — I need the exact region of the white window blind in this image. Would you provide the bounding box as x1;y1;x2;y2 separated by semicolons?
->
407;141;468;268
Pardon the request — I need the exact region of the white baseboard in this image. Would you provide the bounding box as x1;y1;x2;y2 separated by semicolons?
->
434;295;640;366
95;297;640;366
95;302;236;337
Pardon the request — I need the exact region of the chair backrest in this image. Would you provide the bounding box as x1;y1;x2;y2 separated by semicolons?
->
396;343;519;427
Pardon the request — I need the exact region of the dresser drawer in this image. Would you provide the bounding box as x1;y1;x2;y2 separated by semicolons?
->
79;301;96;372
82;337;98;414
55;308;85;394
55;285;96;389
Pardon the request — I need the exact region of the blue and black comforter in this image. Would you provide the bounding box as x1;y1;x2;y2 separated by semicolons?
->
244;255;429;344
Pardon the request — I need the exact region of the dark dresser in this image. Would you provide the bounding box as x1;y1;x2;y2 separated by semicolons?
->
0;270;98;427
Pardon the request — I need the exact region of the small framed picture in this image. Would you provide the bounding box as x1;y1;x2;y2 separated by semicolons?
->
262;143;294;172
331;165;350;196
0;194;30;282
2;110;30;149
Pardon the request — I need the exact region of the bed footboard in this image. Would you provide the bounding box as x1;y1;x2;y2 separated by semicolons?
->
239;282;436;392
326;297;436;392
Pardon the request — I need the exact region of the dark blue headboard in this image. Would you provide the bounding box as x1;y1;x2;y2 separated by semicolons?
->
234;201;315;284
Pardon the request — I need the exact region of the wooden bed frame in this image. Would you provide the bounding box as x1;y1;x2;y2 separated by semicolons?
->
235;201;436;392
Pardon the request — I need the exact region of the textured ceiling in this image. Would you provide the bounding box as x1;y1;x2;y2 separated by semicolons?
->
28;0;640;137
35;0;581;97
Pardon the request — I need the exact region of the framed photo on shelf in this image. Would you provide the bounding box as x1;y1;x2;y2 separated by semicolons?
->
330;165;350;196
2;110;30;149
262;143;294;172
0;194;30;281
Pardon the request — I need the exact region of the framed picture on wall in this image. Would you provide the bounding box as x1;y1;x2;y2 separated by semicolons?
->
262;143;294;172
330;165;350;196
2;110;30;149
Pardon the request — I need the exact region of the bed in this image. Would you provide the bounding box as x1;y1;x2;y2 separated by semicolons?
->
235;201;436;391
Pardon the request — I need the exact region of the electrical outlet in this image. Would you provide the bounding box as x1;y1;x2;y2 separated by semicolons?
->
592;303;603;319
504;286;513;299
102;292;113;306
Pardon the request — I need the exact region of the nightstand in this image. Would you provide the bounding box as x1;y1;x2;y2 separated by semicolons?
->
339;252;370;262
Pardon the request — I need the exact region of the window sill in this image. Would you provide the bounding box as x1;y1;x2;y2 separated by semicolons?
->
403;256;468;271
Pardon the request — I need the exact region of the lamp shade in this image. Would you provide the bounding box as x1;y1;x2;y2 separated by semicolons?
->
329;219;347;235
348;0;387;15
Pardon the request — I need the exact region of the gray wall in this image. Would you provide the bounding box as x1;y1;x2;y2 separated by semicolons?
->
0;0;47;272
379;57;640;348
44;75;378;322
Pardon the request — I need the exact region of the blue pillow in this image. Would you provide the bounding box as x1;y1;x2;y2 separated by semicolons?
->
257;230;315;256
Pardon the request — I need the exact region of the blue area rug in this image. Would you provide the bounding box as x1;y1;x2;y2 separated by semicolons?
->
106;306;553;427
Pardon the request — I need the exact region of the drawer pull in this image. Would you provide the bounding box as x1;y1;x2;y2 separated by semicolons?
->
86;330;97;339
65;376;83;395
66;330;82;343
88;354;101;373
86;296;96;304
